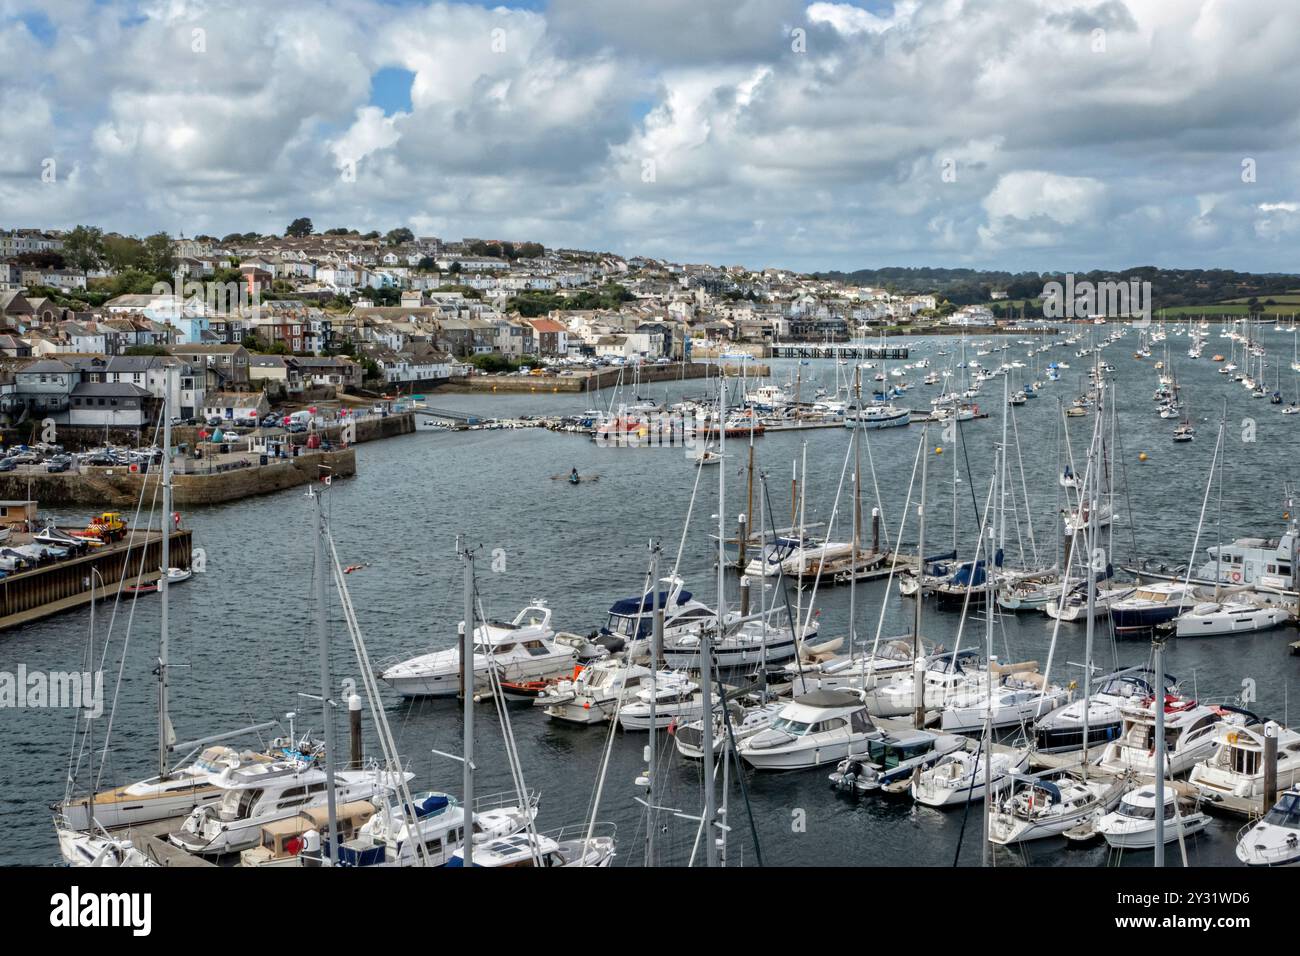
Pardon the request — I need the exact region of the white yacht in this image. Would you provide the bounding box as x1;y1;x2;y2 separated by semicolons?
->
663;616;803;670
1174;601;1292;637
169;759;412;856
448;827;617;868
1046;582;1136;622
674;700;784;759
744;539;854;578
864;650;992;718
617;671;703;730
55;828;156;868
595;578;724;657
58;744;273;832
379;602;577;698
537;659;653;725
844;404;909;429
737;690;880;771
938;679;1069;734
828;729;965;794
1236;787;1300;866
988;770;1127;845
911;744;1029;808
1096;785;1210;849
1190;722;1300;802
1109;582;1200;633
1098;696;1255;778
1194;526;1299;588
1033;667;1170;754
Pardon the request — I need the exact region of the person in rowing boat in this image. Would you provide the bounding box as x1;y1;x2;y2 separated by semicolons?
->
569;467;580;484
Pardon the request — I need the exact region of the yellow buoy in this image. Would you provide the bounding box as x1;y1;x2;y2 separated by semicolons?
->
1138;452;1148;461
935;446;944;455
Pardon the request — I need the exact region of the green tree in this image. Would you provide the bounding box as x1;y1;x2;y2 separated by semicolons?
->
63;225;106;272
286;217;314;238
141;232;175;276
385;227;414;246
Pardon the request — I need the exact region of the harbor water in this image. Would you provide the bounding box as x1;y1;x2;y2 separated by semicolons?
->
3;330;1297;866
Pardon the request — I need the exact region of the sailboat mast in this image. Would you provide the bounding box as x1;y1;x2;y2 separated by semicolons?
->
158;366;172;780
1153;633;1167;867
701;374;723;868
460;534;475;868
314;486;339;865
914;425;928;730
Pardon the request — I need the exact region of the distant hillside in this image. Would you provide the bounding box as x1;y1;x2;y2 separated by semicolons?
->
813;266;1300;310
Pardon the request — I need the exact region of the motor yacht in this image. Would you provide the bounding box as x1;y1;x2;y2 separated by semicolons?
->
737;690;880;771
1096;785;1210;849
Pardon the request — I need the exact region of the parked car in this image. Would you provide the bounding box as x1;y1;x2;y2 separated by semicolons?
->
45;456;73;473
206;416;225;427
0;459;16;473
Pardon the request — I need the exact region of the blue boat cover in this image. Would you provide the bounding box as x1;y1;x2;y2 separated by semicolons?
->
609;590;692;615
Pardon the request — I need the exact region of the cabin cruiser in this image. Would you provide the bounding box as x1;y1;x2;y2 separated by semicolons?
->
617;671;703;730
1189;722;1300;802
1033;667;1170;754
379;603;577;698
828;729;965;794
1096;785;1210;849
988;769;1127;845
938;677;1069;734
1236;787;1300;866
1098;696;1257;778
737;690;880;770
664;616;803;670
537;659;653;725
58;743;278;832
1174;600;1291;637
595;579;726;657
169;759;413;856
307;790;537;867
911;743;1030;808
1109;583;1200;634
448;826;617;868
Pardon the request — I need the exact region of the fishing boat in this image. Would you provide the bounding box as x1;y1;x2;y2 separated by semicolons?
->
1098;695;1258;778
1096;785;1210;849
379;602;578;698
828;729;966;794
988;769;1128;845
1189;722;1300;801
1174;600;1291;636
1236;787;1300;866
910;743;1029;808
736;690;880;771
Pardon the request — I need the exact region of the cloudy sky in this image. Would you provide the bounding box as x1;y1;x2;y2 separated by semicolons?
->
3;0;1299;273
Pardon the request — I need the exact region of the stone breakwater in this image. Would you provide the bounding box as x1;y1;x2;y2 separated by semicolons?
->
0;449;357;509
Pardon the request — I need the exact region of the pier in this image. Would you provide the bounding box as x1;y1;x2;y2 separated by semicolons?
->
770;343;910;360
0;527;192;633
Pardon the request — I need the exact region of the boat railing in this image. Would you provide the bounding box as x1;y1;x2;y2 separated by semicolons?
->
474;788;540;813
544;821;617;843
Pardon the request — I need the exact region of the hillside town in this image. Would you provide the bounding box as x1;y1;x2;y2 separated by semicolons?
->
0;224;1002;431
